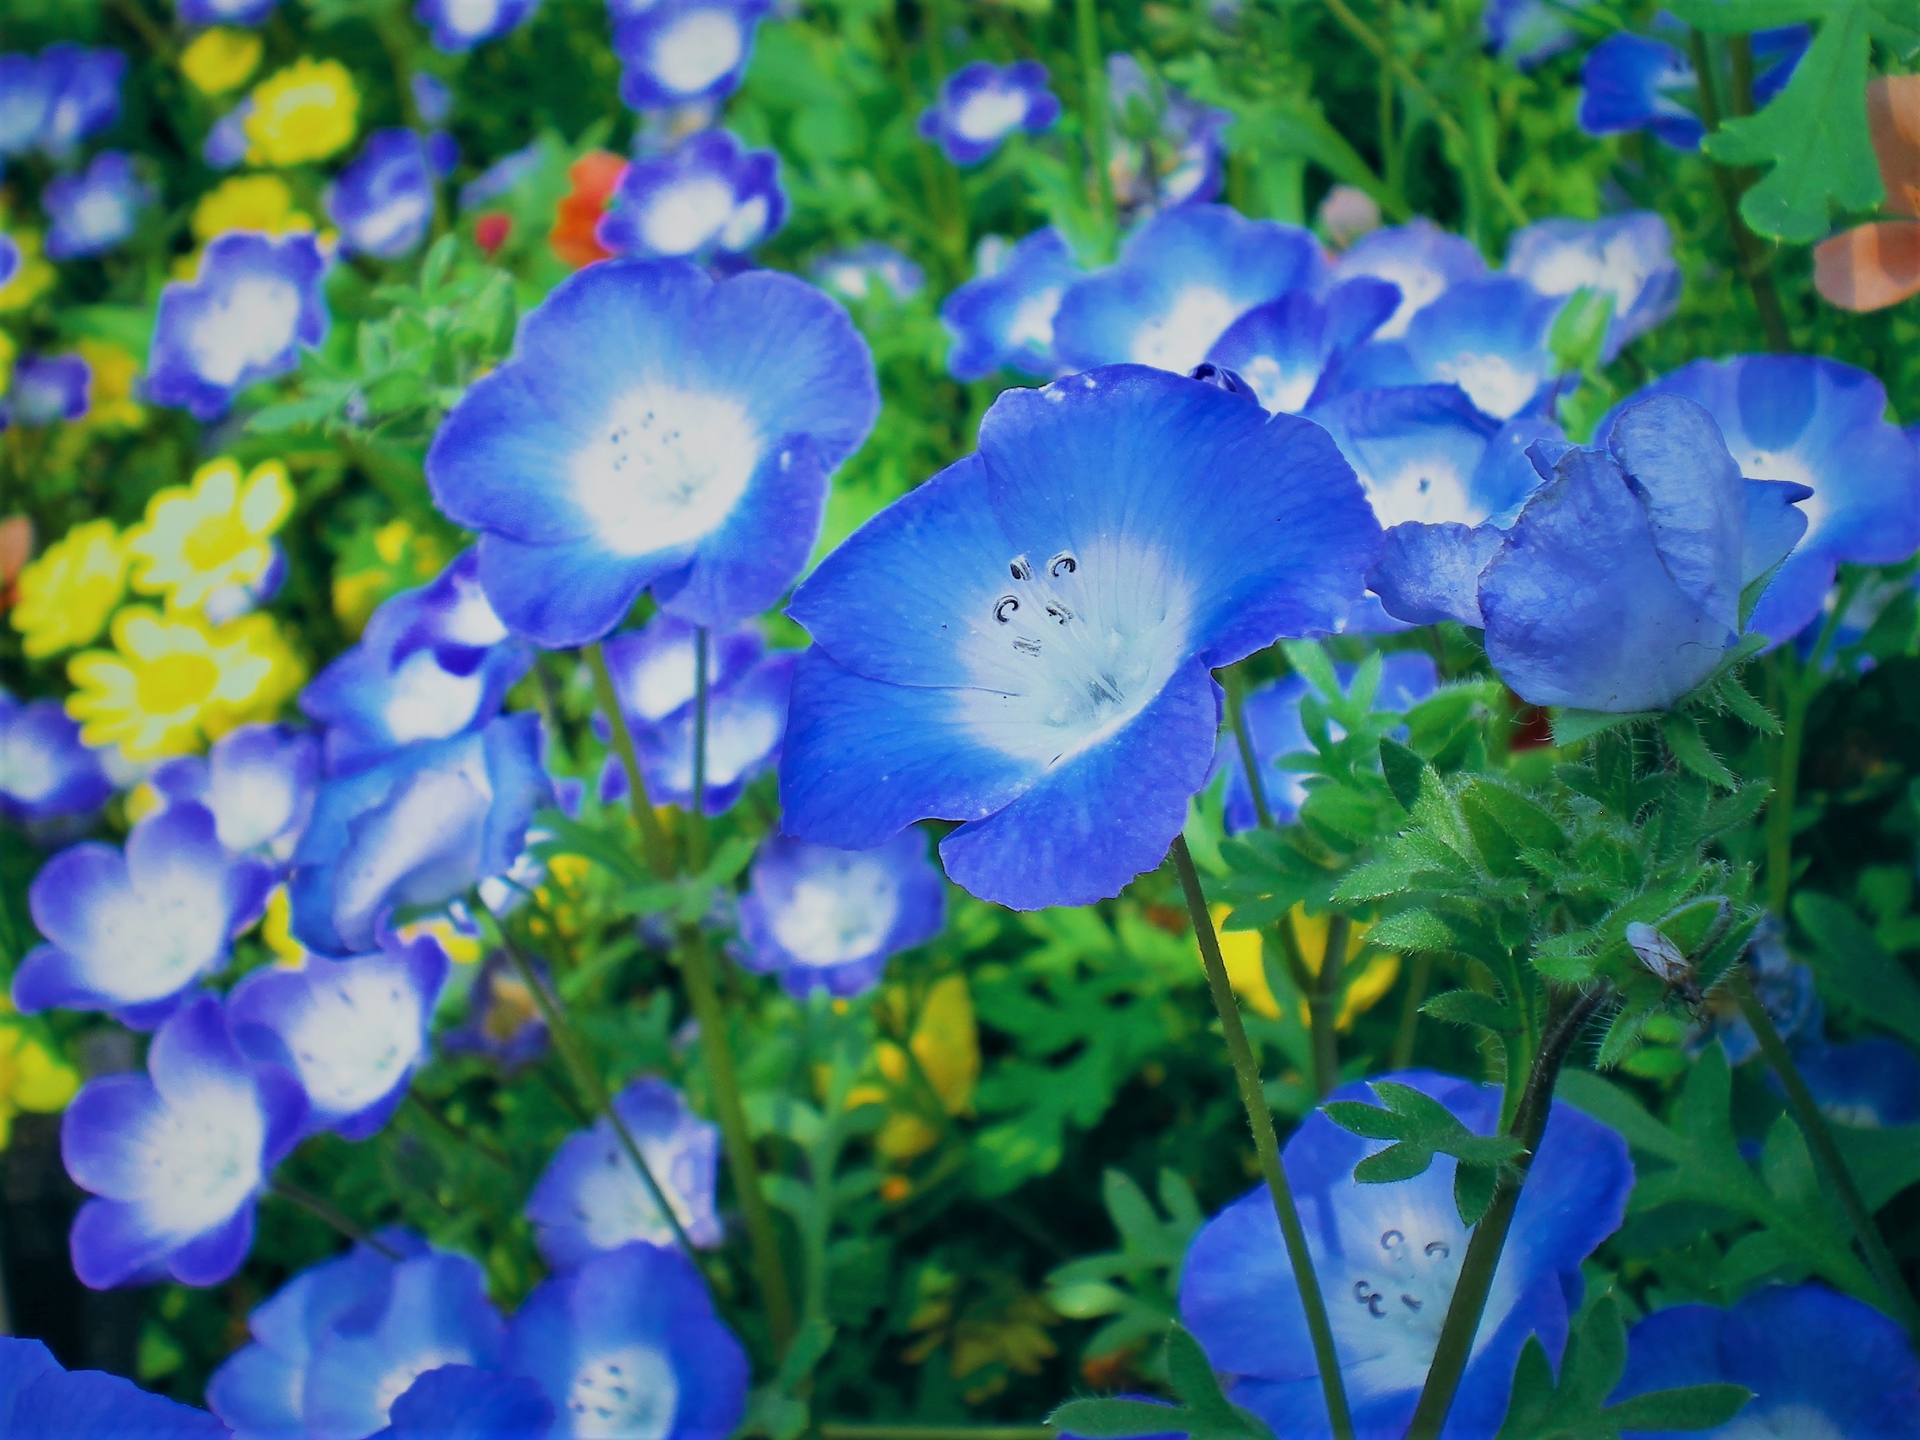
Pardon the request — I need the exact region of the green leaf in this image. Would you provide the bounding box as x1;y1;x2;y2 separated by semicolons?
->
1454;1156;1499;1225
1792;891;1920;1050
1602;1384;1753;1431
1422;988;1519;1033
1662;715;1736;789
1548;287;1615;375
1552;708;1653;746
1049;1399;1199;1439
1281;639;1342;701
1365;909;1460;952
1379;737;1428;814
1048;1326;1274;1440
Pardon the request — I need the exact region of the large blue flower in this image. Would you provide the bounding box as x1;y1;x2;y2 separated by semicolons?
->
369;1366;554;1440
1203;278;1401;415
415;0;540;52
147;722;321;863
426;259;878;646
918;60;1060;166
0;687;112;823
147;232;329;422
302;550;531;776
1611;1284;1920;1438
504;1242;748;1440
43;151;150;259
61;995;305;1289
1332;218;1487;341
527;1078;722;1268
942;227;1082;382
1052;206;1327;374
1505;213;1681;360
288;713;552;956
781;365;1379;909
0;1336;229;1438
1181;1070;1632;1439
613;0;770;110
14;803;274;1027
736;829;947;998
1598;356;1920;645
596;131;785;260
329;129;435;260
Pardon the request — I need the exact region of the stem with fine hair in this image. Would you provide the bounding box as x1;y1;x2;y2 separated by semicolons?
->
585;643;675;880
1172;837;1356;1440
270;1178;400;1260
1405;989;1606;1440
1391;951;1434;1071
1226;668;1276;831
1729;966;1920;1335
689;627;711;871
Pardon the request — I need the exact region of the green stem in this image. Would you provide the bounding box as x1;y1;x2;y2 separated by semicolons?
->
1172;837;1356;1440
405;1089;512;1171
1765;571;1860;915
1073;0;1117;243
1688;30;1793;353
689;627;711;872
1226;668;1276;831
1405;990;1604;1440
585;643;674;880
1391;951;1434;1071
270;1179;400;1260
1730;966;1920;1335
1310;915;1350;1097
108;0;175;63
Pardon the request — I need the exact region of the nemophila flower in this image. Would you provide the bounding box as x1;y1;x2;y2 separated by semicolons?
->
0;233;17;288
0;688;113;823
61;995;304;1288
179;27;264;95
814;241;926;304
1204;278;1402;415
613;0;770;110
412;73;453;125
615;650;795;811
918;61;1060;166
441;948;549;1070
596;130;785;260
43;152;151;259
943;227;1082;382
1052;205;1326;374
328;129;435;260
527;1078;722;1268
33;45;127;159
3;353;91;425
1106;54;1231;218
0;1000;82;1150
13;802;273;1025
303;549;532;775
66;608;304;760
1483;0;1585;69
9;518;125;657
179;0;279;25
208;1237;506;1439
148;232;328;421
416;0;540;52
426;258;878;647
1213;653;1439;833
463;138;542;213
0;226;55;311
203;102;253;169
596;611;763;729
1506;214;1681;361
127;457;292;614
1600;356;1920;645
0;56;50;157
1787;1037;1920;1129
229;934;449;1140
504;1242;749;1440
1182;1069;1631;1438
1578;26;1806;154
145;722;320;861
781;366;1378;909
1613;1284;1920;1437
736;830;947;998
370;1366;555;1440
1333;218;1487;341
244;57;358;165
0;1336;229;1437
288;712;552;956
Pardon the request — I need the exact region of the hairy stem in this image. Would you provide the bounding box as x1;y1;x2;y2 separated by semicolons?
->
1688;30;1793;353
270;1179;400;1259
1172;837;1356;1440
1391;951;1434;1072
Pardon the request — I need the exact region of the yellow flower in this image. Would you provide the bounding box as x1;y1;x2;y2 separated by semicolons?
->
262;887;310;967
181;27;263;95
1291;906;1401;1031
11;519;126;657
0;228;55;312
0;329;14;394
127;457;293;612
397;914;485;964
849;976;980;1160
245;58;359;167
331;518;447;636
0;999;80;1150
1203;903;1281;1019
190;174;315;245
73;340;145;430
67;607;304;760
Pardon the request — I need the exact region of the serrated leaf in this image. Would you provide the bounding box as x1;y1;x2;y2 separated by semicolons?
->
1454;1155;1499;1225
1323;1100;1409;1140
1355;1142;1438;1184
1281;639;1342;701
1717;671;1781;734
1422;988;1519;1033
1379;736;1428;814
1366;909;1459;952
1662;714;1736;789
1602;1384;1753;1431
1552;708;1652;746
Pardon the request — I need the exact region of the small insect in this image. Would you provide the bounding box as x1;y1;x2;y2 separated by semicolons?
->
1625;921;1705;1011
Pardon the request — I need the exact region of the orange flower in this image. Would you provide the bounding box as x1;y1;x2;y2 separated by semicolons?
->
1815;77;1920;312
548;151;627;268
0;516;29;613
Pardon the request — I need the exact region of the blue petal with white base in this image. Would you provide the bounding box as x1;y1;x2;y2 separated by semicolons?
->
427;258;877;646
505;1242;748;1440
370;1366;554;1440
782;365;1380;909
329;129;435;260
1506;213;1681;360
613;0;770;110
736;829;946;998
6;354;92;426
0;55;53;157
1333;218;1486;341
14;803;274;1025
415;0;540;52
61;995;305;1289
1204;278;1401;415
614;649;794;812
147;232;329;422
32;45;126;159
597;612;763;729
179;0;278;24
288;713;553;957
1579;34;1706;150
43;151;150;259
942;227;1082;381
1783;1038;1920;1129
1181;1069;1632;1440
813;242;925;305
526;1078;722;1268
1611;1284;1920;1438
596;130;784;260
0;1336;229;1438
1052;206;1327;374
0;688;112;823
1483;0;1584;68
917;60;1060;166
147;723;320;862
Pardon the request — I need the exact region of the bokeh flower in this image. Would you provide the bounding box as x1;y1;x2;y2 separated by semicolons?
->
0;687;113;823
10;518;126;658
189;174;316;245
1788;1037;1920;1129
127;456;294;613
43;151;151;259
847;974;979;1160
918;61;1060;166
0;999;81;1150
328;128;435;260
3;353;91;426
548;149;627;268
0;226;56;312
244;57;359;166
178;0;279;25
415;0;542;53
143;721;320;861
613;0;770;111
596;129;785;260
179;27;263;96
612;650;795;811
813;242;926;305
942;227;1082;381
72;339;144;429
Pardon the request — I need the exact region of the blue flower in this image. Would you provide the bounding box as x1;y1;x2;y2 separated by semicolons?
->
14;803;273;1027
302;550;532;776
1053;206;1327;374
426;259;877;646
203;102;253;169
782;365;1379;909
1483;0;1586;69
942;227;1082;381
0;233;18;287
5;354;92;426
1204;278;1401;414
1333;218;1488;341
61;995;306;1289
736;829;946;998
813;241;926;305
288;712;552;956
1181;1070;1632;1439
1578;26;1807;153
147;723;321;862
0;688;113;823
526;1078;723;1267
1213;653;1438;833
178;0;279;24
441;948;550;1071
415;0;541;53
1105;55;1231;219
597;611;765;727
504;1243;749;1440
0;1336;230;1437
43;151;151;259
31;45;126;159
412;74;454;125
613;0;769;110
1611;1284;1920;1438
917;60;1060;166
460;140;542;212
595;131;785;260
208;1236;506;1440
147;232;330;422
1787;1037;1920;1129
1505;213;1680;361
329;129;436;261
1599;356;1920;645
229;933;450;1140
370;1366;554;1440
612;649;795;812
0;55;51;157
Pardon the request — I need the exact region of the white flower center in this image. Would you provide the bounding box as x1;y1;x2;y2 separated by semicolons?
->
1433;353;1536;420
80;870;230;1004
438;573;510;648
0;728;59;802
770;856;901;966
371;1349;475;1420
652;10;744;95
1364;458;1483;527
1127;285;1243;373
189;275;301;388
382;649;487;745
639;174;736;255
212;765;302;854
351;188;430;252
717;193;769;252
569;385;761;557
135;1082;264;1236
1718;1404;1846;1440
568;1346;680;1440
953;85;1030;143
73;187;129;243
1737;447;1825;536
1355;258;1443;340
283;964;424;1115
1241;354;1319;415
443;0;503;35
570;1128;703;1250
1006;287;1063;353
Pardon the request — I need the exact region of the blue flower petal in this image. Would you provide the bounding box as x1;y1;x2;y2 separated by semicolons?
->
1333;219;1487;340
942;227;1081;381
1578;33;1706;151
371;1365;554;1440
